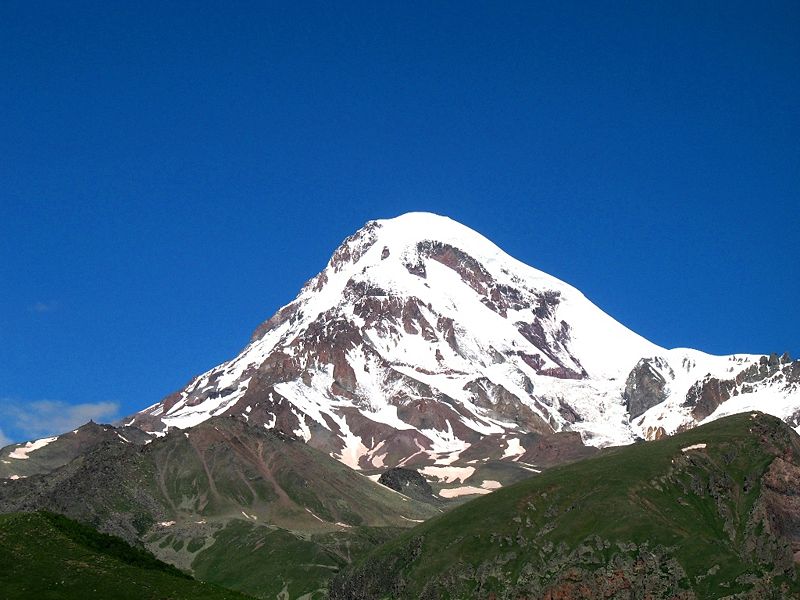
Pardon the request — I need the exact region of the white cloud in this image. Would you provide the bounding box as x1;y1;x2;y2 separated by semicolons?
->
29;300;59;313
0;399;120;441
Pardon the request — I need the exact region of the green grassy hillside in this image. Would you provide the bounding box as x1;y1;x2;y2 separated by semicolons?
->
0;416;439;598
0;511;250;599
331;413;800;599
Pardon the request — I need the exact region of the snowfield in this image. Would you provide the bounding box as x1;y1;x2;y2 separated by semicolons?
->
126;212;799;478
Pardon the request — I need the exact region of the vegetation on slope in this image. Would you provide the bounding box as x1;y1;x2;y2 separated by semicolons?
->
331;413;800;599
0;511;251;599
0;416;439;598
181;520;402;599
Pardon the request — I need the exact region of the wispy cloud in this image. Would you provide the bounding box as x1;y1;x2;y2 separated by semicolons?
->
0;427;10;448
0;399;120;442
29;300;59;313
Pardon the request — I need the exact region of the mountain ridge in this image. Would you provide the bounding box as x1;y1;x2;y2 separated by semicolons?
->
124;212;799;489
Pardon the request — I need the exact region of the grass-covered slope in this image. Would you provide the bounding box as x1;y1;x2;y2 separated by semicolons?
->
0;511;250;599
331;413;800;599
179;520;403;599
0;416;439;598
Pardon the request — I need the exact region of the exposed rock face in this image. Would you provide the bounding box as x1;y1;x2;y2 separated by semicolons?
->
680;354;800;422
378;467;436;503
124;213;800;479
760;456;800;563
623;357;672;419
516;431;597;468
632;351;800;442
537;550;694;600
684;377;738;421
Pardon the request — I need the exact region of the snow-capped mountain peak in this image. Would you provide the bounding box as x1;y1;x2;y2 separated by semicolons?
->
128;213;800;471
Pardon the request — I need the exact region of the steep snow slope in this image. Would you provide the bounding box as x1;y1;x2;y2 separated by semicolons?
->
128;213;800;470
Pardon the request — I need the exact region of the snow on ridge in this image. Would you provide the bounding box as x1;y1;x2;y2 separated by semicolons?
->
128;212;799;466
146;212;661;439
8;436;58;460
701;387;800;431
634;351;798;441
161;381;250;430
373;212;575;291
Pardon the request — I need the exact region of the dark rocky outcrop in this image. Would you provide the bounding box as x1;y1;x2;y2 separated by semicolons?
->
684;377;738;421
378;467;436;503
464;378;553;435
682;354;800;422
623;357;672;419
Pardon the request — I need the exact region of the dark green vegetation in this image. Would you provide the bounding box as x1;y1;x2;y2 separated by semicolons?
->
0;511;250;599
0;417;439;598
331;413;800;599
183;520;402;599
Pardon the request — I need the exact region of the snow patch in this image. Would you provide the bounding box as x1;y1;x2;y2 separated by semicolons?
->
400;515;425;523
501;438;524;460
434;445;470;466
8;436;58;460
515;462;541;473
681;443;707;452
439;485;491;498
305;508;324;522
419;465;475;484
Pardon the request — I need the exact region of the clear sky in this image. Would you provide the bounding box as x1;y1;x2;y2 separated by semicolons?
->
1;2;798;444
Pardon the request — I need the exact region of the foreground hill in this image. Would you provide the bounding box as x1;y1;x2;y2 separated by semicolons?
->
0;511;249;599
331;413;800;599
0;416;438;598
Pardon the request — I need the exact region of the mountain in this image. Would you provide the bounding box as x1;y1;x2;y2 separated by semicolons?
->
330;412;800;599
0;511;250;599
0;416;438;598
126;212;799;487
0;421;152;480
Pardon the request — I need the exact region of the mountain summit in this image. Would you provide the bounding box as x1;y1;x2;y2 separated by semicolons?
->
127;212;799;473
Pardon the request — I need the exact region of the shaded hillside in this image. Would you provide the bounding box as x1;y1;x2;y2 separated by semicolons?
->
0;416;438;598
331;413;800;599
0;421;152;480
0;511;250;599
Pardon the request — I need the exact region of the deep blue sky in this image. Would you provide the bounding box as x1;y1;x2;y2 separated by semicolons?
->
1;2;798;444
